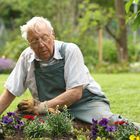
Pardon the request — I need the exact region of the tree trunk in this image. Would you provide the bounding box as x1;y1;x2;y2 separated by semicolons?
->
115;0;128;62
98;28;103;64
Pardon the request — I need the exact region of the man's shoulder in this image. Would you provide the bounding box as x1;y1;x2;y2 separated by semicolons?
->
55;40;78;49
55;40;79;56
64;42;81;56
20;47;35;61
21;47;33;55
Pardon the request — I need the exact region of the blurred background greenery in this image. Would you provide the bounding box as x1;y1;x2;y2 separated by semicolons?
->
0;0;140;122
0;0;140;73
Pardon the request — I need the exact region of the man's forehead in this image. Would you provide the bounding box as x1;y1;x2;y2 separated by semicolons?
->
27;26;50;40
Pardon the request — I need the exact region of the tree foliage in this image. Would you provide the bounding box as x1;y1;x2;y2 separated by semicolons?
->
125;0;140;30
0;0;139;69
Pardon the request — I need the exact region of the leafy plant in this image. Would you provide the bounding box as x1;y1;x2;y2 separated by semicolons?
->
73;128;90;140
23;115;47;138
1;112;24;136
45;105;73;137
0;122;4;139
0;58;15;74
114;121;139;140
91;118;116;139
91;118;140;140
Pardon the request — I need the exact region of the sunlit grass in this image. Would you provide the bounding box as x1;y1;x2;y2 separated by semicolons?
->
94;73;140;122
0;73;140;122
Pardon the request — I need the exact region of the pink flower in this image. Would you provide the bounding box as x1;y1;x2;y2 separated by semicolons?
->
39;118;45;123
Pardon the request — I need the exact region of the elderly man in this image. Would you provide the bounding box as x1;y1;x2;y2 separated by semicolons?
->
0;16;116;124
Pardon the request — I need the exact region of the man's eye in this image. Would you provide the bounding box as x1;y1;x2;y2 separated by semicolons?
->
31;39;38;44
42;35;48;41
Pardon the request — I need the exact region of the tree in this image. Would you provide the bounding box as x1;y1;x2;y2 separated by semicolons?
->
78;0;128;63
106;0;128;62
78;0;114;63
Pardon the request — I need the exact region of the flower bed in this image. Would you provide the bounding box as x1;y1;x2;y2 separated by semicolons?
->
0;106;90;140
91;118;140;140
0;107;140;140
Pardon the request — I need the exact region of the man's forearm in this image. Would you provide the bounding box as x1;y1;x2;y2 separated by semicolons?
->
0;89;15;114
47;86;83;108
16;86;83;115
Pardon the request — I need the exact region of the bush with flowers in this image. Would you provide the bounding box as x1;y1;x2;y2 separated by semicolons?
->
0;107;140;140
0;57;15;73
91;118;140;140
0;112;24;137
0;106;77;139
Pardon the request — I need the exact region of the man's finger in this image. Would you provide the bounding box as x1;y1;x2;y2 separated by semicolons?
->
17;105;32;111
17;100;34;108
18;110;32;114
18;107;34;113
20;100;32;105
17;103;29;109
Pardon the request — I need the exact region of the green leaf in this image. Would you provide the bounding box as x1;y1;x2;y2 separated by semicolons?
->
134;0;139;4
132;12;140;30
125;0;133;13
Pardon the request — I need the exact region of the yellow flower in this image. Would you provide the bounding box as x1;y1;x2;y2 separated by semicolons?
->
129;135;136;140
96;136;102;140
136;136;140;140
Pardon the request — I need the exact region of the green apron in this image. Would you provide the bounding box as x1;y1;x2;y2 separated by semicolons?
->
34;43;111;123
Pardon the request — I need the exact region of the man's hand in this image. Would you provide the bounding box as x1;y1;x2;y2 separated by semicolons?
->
17;99;57;115
17;99;40;114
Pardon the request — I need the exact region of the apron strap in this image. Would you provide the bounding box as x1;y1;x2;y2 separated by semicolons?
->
59;42;67;58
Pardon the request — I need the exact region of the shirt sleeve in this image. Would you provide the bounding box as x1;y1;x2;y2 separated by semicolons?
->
4;52;27;96
64;43;89;89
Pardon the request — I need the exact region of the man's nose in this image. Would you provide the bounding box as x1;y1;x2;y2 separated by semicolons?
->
38;38;45;47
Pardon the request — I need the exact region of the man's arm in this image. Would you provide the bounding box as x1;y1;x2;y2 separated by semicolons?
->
0;89;16;114
47;85;83;108
17;86;83;114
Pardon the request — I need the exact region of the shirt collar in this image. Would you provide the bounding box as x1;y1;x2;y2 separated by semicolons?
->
28;40;63;63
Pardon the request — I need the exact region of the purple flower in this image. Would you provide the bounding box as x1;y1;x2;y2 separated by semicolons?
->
0;58;15;71
92;118;98;124
91;127;98;136
7;112;15;116
14;124;20;129
99;118;109;127
105;125;116;132
19;120;24;126
2;116;13;124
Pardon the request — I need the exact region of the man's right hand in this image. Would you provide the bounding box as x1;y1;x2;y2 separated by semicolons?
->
17;99;40;114
17;99;49;115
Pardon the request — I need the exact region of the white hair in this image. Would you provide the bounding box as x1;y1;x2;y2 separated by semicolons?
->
20;16;54;40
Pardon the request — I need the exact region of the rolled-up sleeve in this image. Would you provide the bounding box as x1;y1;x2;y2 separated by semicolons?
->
4;53;27;96
64;43;89;89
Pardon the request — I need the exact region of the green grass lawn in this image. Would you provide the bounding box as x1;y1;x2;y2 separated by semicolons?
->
0;73;140;123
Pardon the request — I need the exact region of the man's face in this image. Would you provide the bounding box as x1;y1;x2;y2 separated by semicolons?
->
27;25;54;61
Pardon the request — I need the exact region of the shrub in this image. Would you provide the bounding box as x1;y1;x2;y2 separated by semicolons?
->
23;115;47;138
129;62;140;73
91;118;140;140
0;57;15;73
95;62;129;73
1;112;24;136
0;106;73;139
103;39;117;63
45;105;73;137
3;36;27;61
